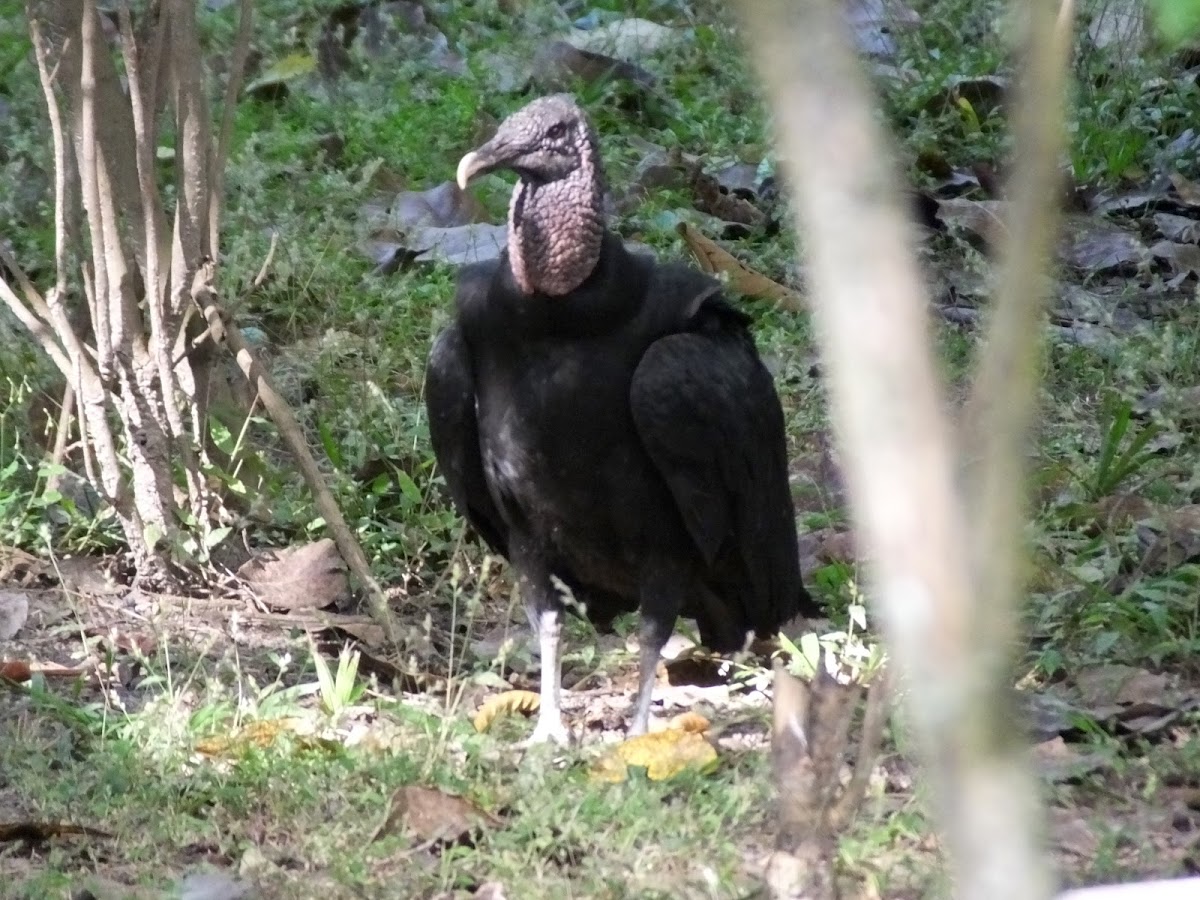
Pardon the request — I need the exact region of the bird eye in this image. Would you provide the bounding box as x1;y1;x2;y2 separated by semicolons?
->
546;123;567;140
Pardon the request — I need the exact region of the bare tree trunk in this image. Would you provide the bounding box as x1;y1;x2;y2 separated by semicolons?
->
1;0;254;578
731;0;1073;896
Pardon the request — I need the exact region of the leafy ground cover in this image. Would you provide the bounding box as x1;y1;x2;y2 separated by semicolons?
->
2;0;1200;896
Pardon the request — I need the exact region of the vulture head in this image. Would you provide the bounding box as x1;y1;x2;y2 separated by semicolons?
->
456;95;605;297
456;94;598;189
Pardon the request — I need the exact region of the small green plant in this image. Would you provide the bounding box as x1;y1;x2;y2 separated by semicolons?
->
1083;399;1161;500
779;585;887;685
309;636;364;716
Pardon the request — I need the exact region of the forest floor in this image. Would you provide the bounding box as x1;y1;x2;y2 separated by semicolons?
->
2;0;1200;897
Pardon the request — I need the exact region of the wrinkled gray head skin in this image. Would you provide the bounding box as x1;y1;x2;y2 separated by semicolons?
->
457;95;605;297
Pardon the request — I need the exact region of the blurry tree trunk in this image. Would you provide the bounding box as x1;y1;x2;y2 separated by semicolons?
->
731;0;1072;897
0;0;254;579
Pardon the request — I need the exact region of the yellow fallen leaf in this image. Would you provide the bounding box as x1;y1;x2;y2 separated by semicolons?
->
676;222;805;312
590;728;719;783
195;717;309;757
668;711;711;734
244;52;317;95
473;690;541;732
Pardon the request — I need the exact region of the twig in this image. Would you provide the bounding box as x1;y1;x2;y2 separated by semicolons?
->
28;20;68;301
51;383;75;467
253;231;278;289
78;0;113;380
0;262;71;378
190;264;400;646
830;666;891;831
209;0;255;256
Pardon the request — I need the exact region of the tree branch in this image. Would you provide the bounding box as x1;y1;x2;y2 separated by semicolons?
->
209;0;254;256
962;0;1074;645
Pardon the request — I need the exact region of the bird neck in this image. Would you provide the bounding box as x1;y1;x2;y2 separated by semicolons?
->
508;153;605;297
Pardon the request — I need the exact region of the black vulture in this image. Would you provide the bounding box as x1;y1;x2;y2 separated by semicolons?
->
425;94;820;743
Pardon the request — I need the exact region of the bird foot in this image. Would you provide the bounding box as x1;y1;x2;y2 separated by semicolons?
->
522;715;573;747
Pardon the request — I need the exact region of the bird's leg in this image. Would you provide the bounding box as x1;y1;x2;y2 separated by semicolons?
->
629;577;680;736
523;579;572;746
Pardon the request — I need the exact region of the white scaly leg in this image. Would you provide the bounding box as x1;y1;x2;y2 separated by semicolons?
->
527;607;572;745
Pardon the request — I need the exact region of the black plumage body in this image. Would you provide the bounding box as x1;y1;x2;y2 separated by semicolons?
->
426;232;818;739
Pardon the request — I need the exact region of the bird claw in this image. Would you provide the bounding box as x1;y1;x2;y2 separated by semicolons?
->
521;716;573;748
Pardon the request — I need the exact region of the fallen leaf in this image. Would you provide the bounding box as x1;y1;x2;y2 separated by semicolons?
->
0;545;45;585
371;785;503;845
530;40;655;92
473;689;541;732
390;181;489;231
935;197;1009;246
846;0;921;59
1030;736;1110;782
0;659;32;682
1085;493;1159;534
1151;239;1200;277
1170;171;1200;207
0;590;29;640
1050;807;1101;858
590;728;719;783
1154;212;1200;243
1060;219;1149;273
0;659;88;683
244;52;316;100
195;717;313;757
569;18;684;62
668;711;711;734
176;871;251;900
691;169;766;230
676;222;804;311
237;539;348;611
1087;0;1145;53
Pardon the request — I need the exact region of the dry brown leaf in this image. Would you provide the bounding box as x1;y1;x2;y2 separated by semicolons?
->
0;659;32;682
371;785;502;845
473;689;540;732
590;728;719;783
675;223;805;311
1085;493;1159;534
237;539;348;611
0;659;89;683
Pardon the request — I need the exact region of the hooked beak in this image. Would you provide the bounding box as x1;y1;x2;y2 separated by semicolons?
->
456;138;514;190
455;151;484;191
456;131;523;189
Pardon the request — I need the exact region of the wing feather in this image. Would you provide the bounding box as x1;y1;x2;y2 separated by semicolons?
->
630;304;813;629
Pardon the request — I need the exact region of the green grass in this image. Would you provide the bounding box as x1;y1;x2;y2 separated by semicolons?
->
3;0;1200;894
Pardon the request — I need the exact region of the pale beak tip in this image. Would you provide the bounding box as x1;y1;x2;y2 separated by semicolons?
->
456;151;478;191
